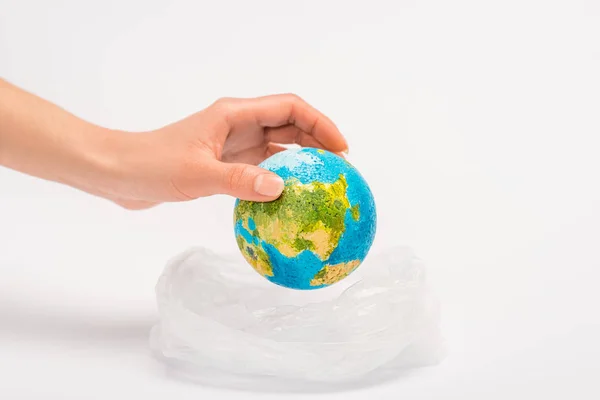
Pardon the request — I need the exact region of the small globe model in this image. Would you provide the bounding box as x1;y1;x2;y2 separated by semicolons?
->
233;147;377;290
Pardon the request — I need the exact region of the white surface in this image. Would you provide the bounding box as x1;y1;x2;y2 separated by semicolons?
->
0;0;599;399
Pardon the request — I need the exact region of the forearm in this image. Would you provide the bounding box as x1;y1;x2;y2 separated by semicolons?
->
0;79;117;192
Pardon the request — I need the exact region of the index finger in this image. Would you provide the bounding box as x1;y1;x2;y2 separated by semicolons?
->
215;94;349;153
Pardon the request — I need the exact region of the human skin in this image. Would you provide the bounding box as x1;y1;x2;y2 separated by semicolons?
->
0;79;348;210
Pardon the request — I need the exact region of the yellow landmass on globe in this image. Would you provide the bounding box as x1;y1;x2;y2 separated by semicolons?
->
350;204;360;221
236;235;273;277
299;220;331;258
235;175;350;261
310;259;361;286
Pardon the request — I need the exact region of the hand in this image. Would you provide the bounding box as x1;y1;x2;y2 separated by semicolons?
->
92;94;348;210
0;79;347;210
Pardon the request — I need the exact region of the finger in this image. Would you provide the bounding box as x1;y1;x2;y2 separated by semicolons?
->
265;142;288;158
220;142;288;166
204;160;285;202
266;125;326;149
266;126;348;159
211;94;348;152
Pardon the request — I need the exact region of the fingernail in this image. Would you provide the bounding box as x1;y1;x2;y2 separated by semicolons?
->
254;174;284;197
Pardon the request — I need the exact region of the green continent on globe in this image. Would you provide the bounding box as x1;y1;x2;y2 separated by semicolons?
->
233;147;377;290
234;173;350;277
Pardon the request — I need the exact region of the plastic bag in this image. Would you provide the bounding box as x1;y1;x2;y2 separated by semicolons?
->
149;245;445;391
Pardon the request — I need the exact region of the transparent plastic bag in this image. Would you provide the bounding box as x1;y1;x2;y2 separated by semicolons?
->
149;246;445;391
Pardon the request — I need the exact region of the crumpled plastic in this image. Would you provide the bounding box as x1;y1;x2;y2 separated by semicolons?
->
149;246;445;391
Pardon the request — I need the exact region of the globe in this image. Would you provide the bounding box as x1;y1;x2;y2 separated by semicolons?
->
233;147;377;290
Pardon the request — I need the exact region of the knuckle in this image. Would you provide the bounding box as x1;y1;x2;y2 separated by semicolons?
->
209;97;243;126
216;96;235;104
210;97;235;114
284;93;303;103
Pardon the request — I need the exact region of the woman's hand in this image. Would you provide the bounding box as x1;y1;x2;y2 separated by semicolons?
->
0;79;348;210
99;95;348;210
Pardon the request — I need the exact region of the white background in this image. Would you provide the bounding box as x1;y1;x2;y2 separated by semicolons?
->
1;0;600;398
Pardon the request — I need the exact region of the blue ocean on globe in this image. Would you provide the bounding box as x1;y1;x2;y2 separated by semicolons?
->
233;147;377;290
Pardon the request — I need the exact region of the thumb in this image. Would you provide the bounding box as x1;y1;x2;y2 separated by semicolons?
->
210;161;285;202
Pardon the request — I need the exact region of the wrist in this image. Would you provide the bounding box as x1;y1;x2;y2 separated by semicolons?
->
61;126;133;199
